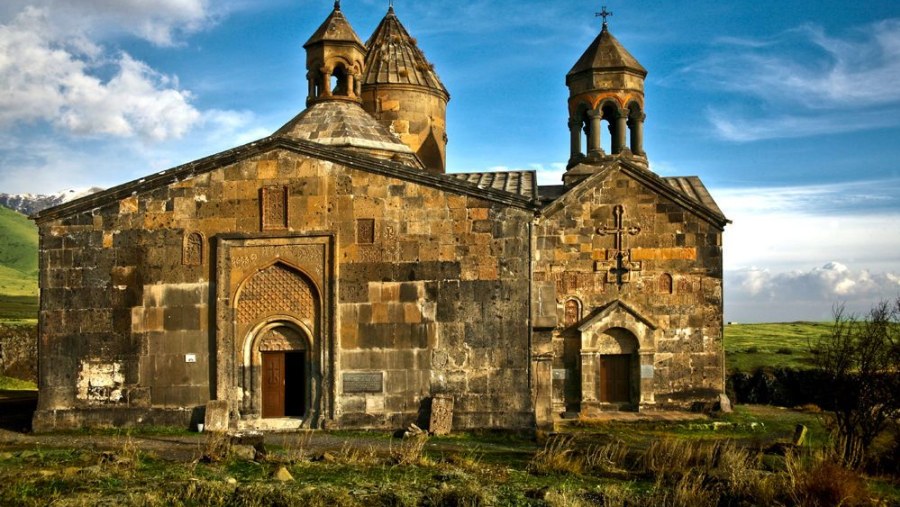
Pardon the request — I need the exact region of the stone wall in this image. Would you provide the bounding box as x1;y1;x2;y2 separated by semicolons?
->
34;147;534;431
0;323;37;383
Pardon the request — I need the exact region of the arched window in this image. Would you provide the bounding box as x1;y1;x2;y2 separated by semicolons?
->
564;298;582;327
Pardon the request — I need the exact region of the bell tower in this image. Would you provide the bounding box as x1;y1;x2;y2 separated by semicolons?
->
564;8;648;186
304;1;367;105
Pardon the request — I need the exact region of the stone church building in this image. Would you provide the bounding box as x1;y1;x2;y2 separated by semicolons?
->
32;3;728;432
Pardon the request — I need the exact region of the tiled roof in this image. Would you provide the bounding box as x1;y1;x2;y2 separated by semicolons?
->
276;101;422;168
568;26;647;77
450;171;536;199
662;176;724;216
362;7;448;97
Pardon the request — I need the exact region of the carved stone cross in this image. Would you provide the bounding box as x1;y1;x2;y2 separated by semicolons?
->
595;205;642;288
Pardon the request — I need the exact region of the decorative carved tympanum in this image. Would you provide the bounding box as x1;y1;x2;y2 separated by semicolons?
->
237;263;315;324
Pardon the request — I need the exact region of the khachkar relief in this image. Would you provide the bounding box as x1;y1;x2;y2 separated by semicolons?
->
594;205;643;288
183;231;203;266
261;186;288;231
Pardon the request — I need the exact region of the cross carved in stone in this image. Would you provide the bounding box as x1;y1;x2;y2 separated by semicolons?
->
595;205;642;288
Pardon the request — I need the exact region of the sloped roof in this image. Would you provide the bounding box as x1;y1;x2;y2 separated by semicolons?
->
275;100;422;168
450;171;536;199
663;176;724;217
542;159;729;229
304;2;365;48
32;136;539;224
362;6;449;98
568;26;647;77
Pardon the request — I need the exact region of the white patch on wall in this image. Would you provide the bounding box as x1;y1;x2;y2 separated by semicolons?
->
77;361;125;404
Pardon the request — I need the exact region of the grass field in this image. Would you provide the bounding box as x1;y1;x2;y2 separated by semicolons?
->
724;321;831;372
0;405;895;506
0;206;38;309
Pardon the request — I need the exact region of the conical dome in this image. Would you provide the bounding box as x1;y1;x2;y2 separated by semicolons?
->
360;6;450;174
362;6;448;98
304;1;365;48
567;25;646;79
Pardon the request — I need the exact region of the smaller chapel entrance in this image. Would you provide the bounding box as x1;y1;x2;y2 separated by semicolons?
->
599;354;631;403
261;351;307;418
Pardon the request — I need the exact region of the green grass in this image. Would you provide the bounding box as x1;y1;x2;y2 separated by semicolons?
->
0;375;37;391
724;321;832;372
0;206;38;298
0;409;895;507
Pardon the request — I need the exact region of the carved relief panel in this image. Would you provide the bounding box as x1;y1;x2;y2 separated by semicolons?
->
261;186;288;231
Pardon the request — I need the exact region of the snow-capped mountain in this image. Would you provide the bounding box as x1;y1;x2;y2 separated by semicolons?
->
0;187;104;216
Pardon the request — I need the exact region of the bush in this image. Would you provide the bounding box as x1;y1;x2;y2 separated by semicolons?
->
787;454;870;507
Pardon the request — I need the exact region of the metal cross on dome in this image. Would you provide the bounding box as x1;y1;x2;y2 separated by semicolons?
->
596;6;613;28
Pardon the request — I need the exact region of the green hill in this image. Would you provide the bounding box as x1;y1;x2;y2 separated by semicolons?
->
0;206;38;320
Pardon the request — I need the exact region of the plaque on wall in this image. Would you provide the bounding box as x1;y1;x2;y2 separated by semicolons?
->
343;372;384;393
552;369;568;380
640;365;655;379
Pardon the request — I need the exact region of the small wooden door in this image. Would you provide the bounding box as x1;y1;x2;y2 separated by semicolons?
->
600;354;631;403
262;352;285;418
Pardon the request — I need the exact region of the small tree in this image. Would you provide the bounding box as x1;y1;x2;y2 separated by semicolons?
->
810;298;900;468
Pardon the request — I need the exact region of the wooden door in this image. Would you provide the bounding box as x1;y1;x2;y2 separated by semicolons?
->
600;354;631;403
262;352;285;418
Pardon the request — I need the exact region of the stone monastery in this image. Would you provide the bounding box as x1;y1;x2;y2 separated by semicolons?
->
32;2;729;432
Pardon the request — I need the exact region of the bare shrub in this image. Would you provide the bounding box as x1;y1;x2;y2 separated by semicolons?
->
786;452;871;507
810;300;900;468
528;435;582;476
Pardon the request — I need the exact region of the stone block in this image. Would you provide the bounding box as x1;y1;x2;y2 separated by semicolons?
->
429;395;454;436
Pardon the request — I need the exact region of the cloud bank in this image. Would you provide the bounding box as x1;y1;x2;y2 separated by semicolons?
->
726;263;900;322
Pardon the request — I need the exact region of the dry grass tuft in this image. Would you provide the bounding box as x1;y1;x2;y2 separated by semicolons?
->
528;435;583;476
390;434;429;466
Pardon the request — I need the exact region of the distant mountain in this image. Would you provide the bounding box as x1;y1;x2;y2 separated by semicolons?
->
0;187;104;216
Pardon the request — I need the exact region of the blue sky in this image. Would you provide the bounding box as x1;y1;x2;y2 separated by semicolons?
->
1;0;899;322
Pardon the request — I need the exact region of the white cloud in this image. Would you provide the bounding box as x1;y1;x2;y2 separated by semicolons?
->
0;6;210;141
1;0;215;46
684;18;900;141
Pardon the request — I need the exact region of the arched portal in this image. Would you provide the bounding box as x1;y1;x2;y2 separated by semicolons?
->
235;262;321;424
